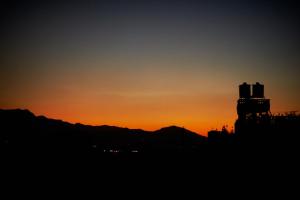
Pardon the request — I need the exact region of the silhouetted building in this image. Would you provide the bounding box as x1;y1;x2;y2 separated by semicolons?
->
235;82;271;137
237;82;270;120
208;126;231;144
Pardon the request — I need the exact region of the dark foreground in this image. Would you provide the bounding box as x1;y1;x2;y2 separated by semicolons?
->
2;109;300;159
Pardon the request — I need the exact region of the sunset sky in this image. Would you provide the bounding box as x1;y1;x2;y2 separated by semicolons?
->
1;0;299;135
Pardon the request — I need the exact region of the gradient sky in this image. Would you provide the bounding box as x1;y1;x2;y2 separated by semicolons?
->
1;0;300;135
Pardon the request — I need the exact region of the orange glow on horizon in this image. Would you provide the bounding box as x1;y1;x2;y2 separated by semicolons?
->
1;90;238;136
1;0;300;138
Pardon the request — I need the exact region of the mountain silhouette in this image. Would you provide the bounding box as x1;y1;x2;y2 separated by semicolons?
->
0;109;207;153
2;108;299;156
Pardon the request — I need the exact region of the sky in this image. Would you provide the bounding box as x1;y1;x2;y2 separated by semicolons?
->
1;0;300;135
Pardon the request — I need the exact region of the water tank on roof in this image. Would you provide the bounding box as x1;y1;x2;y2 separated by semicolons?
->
239;82;251;98
252;82;264;98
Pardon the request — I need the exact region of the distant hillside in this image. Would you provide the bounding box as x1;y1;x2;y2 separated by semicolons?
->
0;109;207;152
